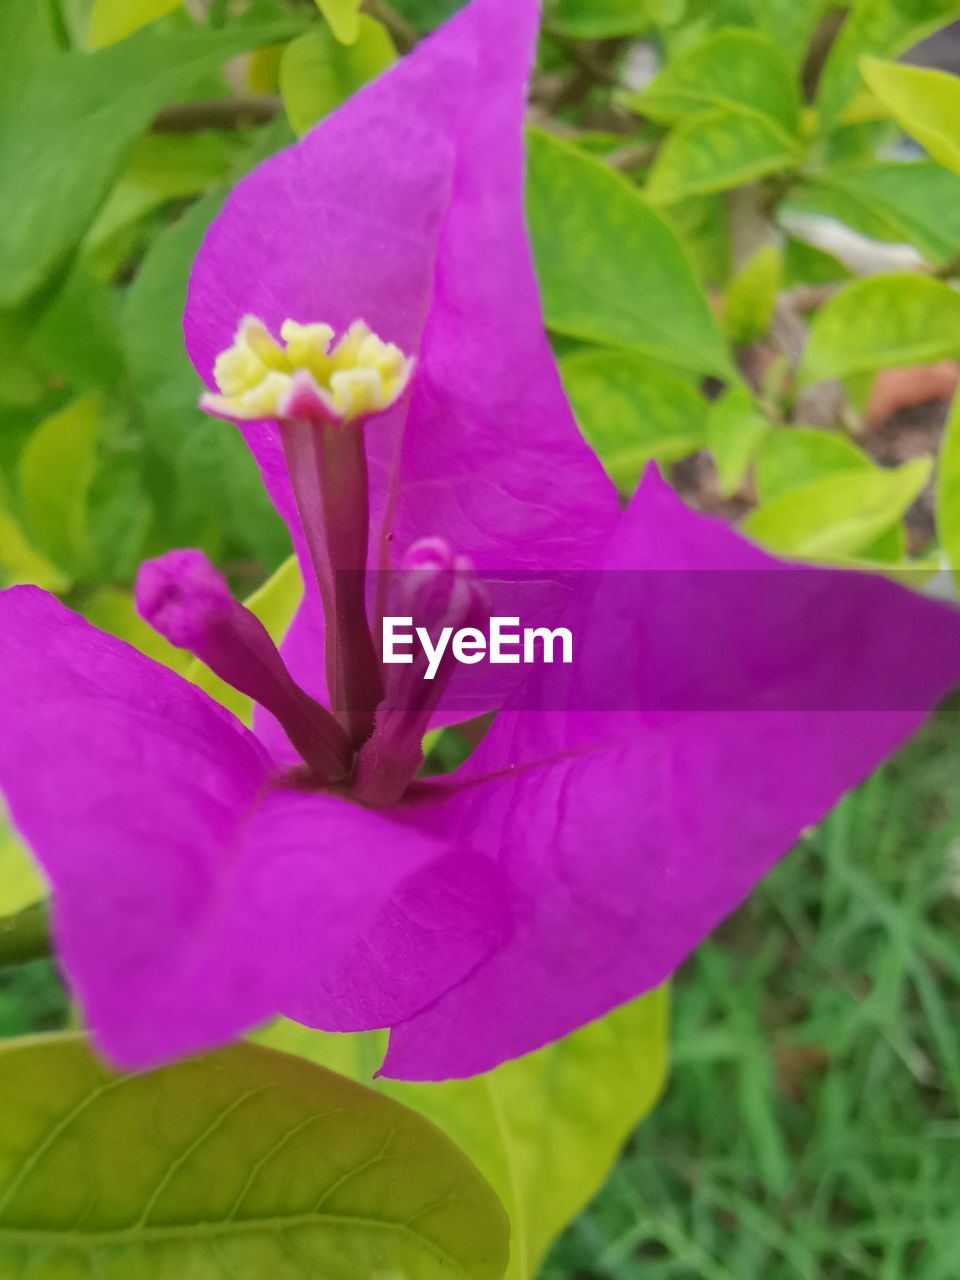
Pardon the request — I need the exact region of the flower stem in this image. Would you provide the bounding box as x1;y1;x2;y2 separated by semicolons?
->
281;420;383;749
316;424;383;746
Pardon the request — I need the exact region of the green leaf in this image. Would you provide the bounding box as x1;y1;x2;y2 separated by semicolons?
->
88;0;182;49
86;133;233;263
549;0;656;37
816;0;960;130
124;195;289;565
799;275;960;385
753;0;829;56
0;506;69;592
724;244;782;345
860;56;960;176
706;385;770;498
316;0;362;43
0;14;300;308
0;1035;509;1279
186;555;304;722
18;395;100;577
560;351;706;493
29;260;126;391
388;0;464;31
259;988;669;1280
0;0;58;115
281;18;396;137
743;456;932;558
647;109;799;205
755;427;875;504
631;30;802;135
661;192;731;287
0;313;47;410
789;162;960;268
527;129;733;378
0;810;46;920
936;391;960;584
754;426;909;561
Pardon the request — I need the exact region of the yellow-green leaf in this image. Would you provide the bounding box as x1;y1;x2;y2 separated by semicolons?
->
799;275;960;386
315;0;362;43
647;109;800;206
755;427;875;504
724;244;783;346
527;129;733;378
281;18;396;137
631;30;802;135
706;386;770;498
0;807;46;919
259;989;669;1280
560;351;706;494
0;1035;509;1279
18;395;100;578
185;555;304;722
743;456;932;558
0;505;68;592
860;56;960;176
936;390;960;585
816;0;960;130
88;0;182;50
551;0;656;38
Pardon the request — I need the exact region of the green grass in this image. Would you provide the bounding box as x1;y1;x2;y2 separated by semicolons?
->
546;708;960;1279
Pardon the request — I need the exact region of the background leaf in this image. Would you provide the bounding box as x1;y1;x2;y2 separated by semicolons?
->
527;130;733;377
124;195;290;565
816;0;960;130
88;0;183;50
743;457;932;558
755;427;877;505
860;56;960;176
632;30;801;134
316;0;363;44
18;396;100;578
646;110;799;205
800;275;960;384
0;1035;510;1279
706;385;770;498
560;351;706;493
0;14;300;308
260;989;669;1280
548;0;656;37
724;244;782;345
0;811;46;920
281;19;396;137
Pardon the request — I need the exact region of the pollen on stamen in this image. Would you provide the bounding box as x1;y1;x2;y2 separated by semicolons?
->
199;316;415;426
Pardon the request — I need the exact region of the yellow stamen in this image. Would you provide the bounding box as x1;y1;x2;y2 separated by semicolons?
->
201;316;414;425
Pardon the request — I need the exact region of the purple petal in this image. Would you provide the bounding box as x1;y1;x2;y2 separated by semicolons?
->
281;843;509;1033
184;0;617;734
0;589;502;1067
381;471;960;1079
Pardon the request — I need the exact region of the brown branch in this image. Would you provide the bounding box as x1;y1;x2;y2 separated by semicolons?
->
604;141;658;173
361;0;418;53
152;95;283;133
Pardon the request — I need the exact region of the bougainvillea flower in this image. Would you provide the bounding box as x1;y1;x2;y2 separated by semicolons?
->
1;0;959;1080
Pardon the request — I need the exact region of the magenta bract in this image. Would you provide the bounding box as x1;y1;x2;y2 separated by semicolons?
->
0;0;959;1079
